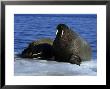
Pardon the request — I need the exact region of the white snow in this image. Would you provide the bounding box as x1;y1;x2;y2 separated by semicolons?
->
14;57;97;76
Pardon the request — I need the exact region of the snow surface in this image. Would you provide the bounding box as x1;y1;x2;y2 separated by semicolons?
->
14;57;97;76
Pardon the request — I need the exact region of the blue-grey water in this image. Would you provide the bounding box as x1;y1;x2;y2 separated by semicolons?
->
14;14;97;59
14;14;97;76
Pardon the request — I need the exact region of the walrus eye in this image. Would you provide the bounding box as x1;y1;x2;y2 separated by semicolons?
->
56;30;58;35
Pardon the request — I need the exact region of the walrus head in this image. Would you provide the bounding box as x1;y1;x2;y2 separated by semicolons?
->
57;24;69;30
56;24;69;38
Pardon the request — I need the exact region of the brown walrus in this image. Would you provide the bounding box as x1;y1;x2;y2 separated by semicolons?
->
53;24;92;65
21;38;54;59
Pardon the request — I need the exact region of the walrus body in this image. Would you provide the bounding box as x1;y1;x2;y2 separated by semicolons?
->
53;24;92;65
21;38;54;59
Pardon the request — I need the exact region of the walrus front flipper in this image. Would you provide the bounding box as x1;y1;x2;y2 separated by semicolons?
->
69;54;81;66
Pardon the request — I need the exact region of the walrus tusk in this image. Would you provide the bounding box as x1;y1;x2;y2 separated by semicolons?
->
56;30;58;35
32;52;42;59
56;30;64;37
33;52;42;56
61;30;64;37
37;57;42;59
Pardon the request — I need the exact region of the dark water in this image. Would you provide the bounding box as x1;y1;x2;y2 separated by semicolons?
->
14;14;97;59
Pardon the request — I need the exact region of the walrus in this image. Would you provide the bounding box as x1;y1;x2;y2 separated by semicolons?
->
53;24;92;65
21;38;54;59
